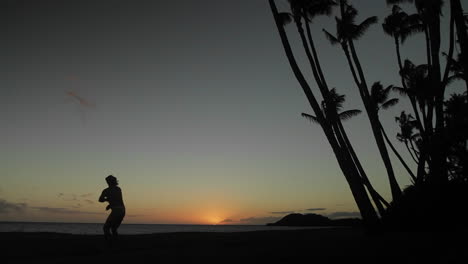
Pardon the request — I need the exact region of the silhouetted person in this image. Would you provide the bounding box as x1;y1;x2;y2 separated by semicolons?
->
99;175;125;243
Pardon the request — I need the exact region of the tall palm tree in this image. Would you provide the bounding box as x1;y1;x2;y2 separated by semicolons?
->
282;0;389;219
323;0;402;201
382;5;425;133
370;82;417;182
268;0;380;226
391;0;451;188
302;89;390;214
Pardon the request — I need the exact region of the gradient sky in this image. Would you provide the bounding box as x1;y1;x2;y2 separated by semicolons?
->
1;0;462;225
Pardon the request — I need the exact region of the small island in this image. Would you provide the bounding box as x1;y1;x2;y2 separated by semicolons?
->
266;213;362;227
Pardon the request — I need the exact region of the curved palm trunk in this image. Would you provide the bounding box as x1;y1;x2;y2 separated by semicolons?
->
268;0;379;227
338;120;389;214
451;0;468;92
294;14;328;97
427;5;448;188
394;37;425;134
305;19;327;90
380;122;417;182
404;140;418;164
345;39;402;201
297;10;386;213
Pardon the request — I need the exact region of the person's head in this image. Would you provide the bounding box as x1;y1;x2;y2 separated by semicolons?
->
105;175;118;187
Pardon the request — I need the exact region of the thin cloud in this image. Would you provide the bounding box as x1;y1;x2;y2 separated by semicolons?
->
239;216;281;225
0;199;27;214
66;91;96;108
306;208;326;212
327;211;361;219
32;206;104;215
57;193;78;201
220;219;234;223
58;192;93;201
84;199;94;204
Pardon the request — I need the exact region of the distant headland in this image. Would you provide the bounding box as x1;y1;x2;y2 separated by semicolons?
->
266;213;362;227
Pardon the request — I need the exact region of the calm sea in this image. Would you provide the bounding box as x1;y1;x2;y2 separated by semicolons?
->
0;222;322;235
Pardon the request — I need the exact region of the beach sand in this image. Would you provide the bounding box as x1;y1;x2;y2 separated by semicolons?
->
3;228;467;263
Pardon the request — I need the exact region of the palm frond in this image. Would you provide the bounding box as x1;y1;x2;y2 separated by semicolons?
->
382;17;396;37
391;86;408;96
339;109;362;121
381;98;399;109
353;16;378;40
400;23;424;43
327;88;346;110
301;113;320;125
306;0;337;18
323;29;340;45
446;74;465;86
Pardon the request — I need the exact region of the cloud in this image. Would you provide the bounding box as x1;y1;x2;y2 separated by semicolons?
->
0;199;28;214
57;193;78;201
220;218;234;223
32;206;104;215
327;211;361;219
306;208;326;212
58;192;94;202
84;199;94;204
239;216;281;225
270;211;295;215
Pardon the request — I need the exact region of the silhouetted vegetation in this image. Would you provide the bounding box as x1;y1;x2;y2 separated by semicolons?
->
269;0;468;230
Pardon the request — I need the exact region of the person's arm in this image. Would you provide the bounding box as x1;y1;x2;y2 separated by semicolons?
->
98;189;108;203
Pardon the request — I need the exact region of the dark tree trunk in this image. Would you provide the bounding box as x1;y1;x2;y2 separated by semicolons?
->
451;0;468;92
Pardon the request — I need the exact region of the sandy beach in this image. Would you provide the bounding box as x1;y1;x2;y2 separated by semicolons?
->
3;228;467;263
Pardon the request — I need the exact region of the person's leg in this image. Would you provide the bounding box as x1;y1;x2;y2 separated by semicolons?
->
103;211;115;243
111;208;125;237
103;222;111;241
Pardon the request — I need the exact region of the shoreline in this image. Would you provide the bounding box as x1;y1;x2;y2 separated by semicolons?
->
3;228;467;263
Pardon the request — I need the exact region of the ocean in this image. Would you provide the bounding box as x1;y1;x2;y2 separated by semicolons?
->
0;222;323;235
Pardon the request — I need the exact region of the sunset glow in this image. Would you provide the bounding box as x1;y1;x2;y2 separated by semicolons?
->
1;0;429;225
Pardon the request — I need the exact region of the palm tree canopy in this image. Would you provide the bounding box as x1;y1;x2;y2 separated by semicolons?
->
287;0;337;23
395;111;418;142
325;3;378;44
370;82;400;111
382;5;423;43
400;59;431;101
302;88;361;124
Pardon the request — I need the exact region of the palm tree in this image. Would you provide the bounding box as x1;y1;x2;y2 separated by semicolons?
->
323;0;402;201
268;0;380;226
280;0;337;98
386;0;453;189
382;5;423;70
370;82;417;182
302;89;390;214
382;5;425;133
395;112;420;165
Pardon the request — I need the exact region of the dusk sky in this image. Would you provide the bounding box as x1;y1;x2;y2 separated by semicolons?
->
1;0;462;225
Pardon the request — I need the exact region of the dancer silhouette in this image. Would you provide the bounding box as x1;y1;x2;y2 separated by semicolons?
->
99;175;125;243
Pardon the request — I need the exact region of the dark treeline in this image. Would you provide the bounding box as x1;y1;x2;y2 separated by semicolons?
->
268;0;468;229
